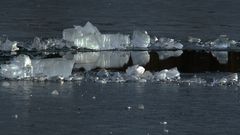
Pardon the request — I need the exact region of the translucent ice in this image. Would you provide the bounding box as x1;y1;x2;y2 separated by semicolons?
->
154;67;180;81
188;36;201;43
131;51;150;66
0;54;32;79
131;30;150;48
31;58;74;78
152;37;183;49
211;35;230;49
157;50;183;60
126;65;145;76
0;39;19;51
63;22;130;50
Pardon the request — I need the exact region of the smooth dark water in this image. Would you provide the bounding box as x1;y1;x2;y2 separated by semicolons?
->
0;0;240;40
0;0;240;135
1;81;240;135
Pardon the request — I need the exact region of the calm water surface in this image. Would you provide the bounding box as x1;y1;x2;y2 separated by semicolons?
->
0;0;240;135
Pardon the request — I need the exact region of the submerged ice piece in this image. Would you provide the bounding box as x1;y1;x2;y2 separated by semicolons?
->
152;37;183;49
0;39;19;51
63;22;130;50
0;55;32;79
126;65;145;76
154;67;180;81
32;58;74;78
131;30;150;48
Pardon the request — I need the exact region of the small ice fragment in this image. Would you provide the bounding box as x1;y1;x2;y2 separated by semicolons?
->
0;39;19;51
92;96;96;100
160;121;167;125
137;104;145;110
188;36;201;43
154;67;180;81
131;30;150;48
48;75;64;81
13;114;18;119
126;65;145;76
166;67;180;80
150;36;158;44
152;37;183;49
127;106;132;110
51;90;59;95
131;51;150;66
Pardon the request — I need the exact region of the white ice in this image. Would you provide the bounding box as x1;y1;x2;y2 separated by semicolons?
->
0;39;19;51
126;65;145;76
154;67;180;81
152;37;183;49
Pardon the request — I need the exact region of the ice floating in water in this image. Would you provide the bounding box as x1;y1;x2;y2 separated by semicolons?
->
211;35;230;49
63;22;130;50
188;36;201;43
152;37;183;49
0;38;19;52
0;54;74;79
126;65;145;76
154;67;180;81
212;73;238;85
0;54;32;79
131;30;150;48
157;50;183;60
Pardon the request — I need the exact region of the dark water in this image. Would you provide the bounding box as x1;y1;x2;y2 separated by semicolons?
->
1;81;240;135
0;0;240;41
0;0;240;135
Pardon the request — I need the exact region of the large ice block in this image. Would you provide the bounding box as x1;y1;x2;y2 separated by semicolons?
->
32;58;74;78
0;55;32;79
63;22;130;50
131;30;150;48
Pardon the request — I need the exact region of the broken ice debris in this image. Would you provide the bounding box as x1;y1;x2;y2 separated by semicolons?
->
0;54;32;79
211;35;231;49
188;36;201;43
213;73;238;85
131;30;150;48
0;39;19;51
154;67;180;81
63;22;130;50
152;37;183;49
157;50;183;60
131;51;150;66
126;65;145;76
